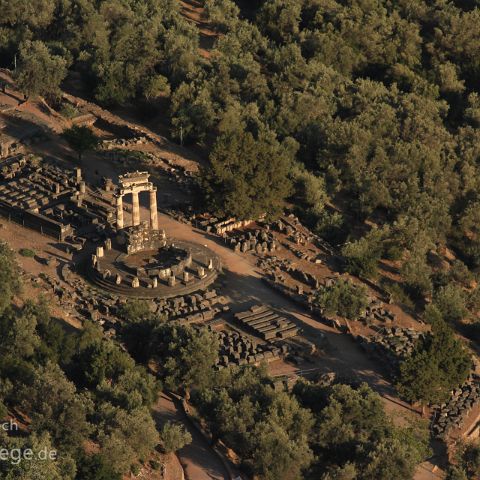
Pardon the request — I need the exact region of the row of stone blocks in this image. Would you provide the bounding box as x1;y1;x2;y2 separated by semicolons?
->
215;329;290;368
96;266;209;289
155;290;223;319
431;378;480;439
234;305;299;340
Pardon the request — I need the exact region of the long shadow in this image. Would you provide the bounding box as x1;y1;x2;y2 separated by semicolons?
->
0;111;49;141
61;77;207;165
0;86;24;104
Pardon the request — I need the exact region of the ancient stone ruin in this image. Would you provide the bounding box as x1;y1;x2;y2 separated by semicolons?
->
357;327;424;377
0;157;112;240
216;329;288;369
115;171;158;231
431;377;480;439
87;171;221;299
234;305;299;340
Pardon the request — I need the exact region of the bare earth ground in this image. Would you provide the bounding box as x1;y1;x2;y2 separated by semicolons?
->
179;0;218;57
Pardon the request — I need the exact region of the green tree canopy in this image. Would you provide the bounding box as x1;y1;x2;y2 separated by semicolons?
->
62;125;99;162
151;323;219;391
297;383;431;479
396;320;471;406
201;128;293;220
160;421;192;453
314;279;369;320
15;40;67;99
0;242;20;314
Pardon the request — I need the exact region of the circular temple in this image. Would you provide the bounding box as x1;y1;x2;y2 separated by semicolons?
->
88;236;220;298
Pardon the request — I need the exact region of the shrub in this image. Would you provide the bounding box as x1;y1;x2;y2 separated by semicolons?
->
314;279;368;320
160;422;192;453
19;248;35;258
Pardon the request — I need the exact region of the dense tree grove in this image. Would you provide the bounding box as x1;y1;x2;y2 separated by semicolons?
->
0;245;162;478
191;368;430;480
294;381;431;479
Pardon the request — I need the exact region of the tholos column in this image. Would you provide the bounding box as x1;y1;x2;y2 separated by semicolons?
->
149;188;158;230
116;195;124;230
132;191;140;226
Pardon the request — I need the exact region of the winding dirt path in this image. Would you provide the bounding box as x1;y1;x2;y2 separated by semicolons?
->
153;393;229;480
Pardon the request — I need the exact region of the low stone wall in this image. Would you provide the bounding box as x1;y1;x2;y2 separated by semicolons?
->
431;378;480;439
215;328;288;369
0;202;72;240
89;263;219;299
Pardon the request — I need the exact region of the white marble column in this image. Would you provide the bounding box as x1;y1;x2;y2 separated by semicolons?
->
116;195;124;230
150;188;158;230
132;191;140;226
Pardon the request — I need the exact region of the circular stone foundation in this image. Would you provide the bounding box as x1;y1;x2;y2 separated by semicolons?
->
87;237;221;298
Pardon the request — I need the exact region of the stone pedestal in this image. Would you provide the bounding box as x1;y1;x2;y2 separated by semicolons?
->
152;277;158;288
75;167;82;183
183;271;190;283
168;275;176;287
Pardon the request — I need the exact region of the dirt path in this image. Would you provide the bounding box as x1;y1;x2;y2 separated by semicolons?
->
179;0;218;57
153;393;229;480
